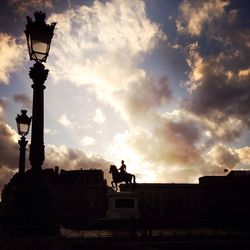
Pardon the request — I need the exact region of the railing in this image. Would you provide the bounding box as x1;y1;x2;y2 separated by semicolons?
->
60;227;250;239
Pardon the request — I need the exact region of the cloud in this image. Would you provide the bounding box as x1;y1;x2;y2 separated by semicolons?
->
0;98;8;117
183;43;250;135
114;76;172;124
80;136;96;147
176;0;229;36
0;118;111;197
0;33;25;84
13;94;32;110
44;128;59;135
0;122;19;169
0;121;19;196
0;166;16;201
47;0;166;104
177;0;250;145
2;0;249;189
58;113;81;129
185;42;203;91
207;143;240;170
58;113;73;128
239;68;250;79
45;0;249;184
44;144;111;182
8;0;53;14
126;116;202;167
93;108;106;124
236;147;250;165
0;100;110;196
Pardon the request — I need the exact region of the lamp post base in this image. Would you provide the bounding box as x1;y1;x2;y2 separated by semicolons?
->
0;170;59;237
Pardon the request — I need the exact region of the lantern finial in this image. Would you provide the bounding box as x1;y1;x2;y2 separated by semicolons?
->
34;11;46;23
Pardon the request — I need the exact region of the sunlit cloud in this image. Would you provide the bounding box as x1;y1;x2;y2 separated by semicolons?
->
93;108;106;124
44;128;59;135
185;42;204;91
236;147;250;165
58;113;81;129
176;0;229;36
80;136;96;147
0;120;20;195
0;117;110;195
0;33;25;84
0;98;7;117
47;0;166;106
45;144;111;182
207;143;240;170
58;113;73;128
239;68;250;79
43;0;250;183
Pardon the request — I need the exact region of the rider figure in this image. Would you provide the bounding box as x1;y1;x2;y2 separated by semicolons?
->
119;160;127;177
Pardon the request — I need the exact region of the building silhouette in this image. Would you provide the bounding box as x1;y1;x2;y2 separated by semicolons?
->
120;170;250;230
1;169;250;235
0;168;107;235
47;168;107;228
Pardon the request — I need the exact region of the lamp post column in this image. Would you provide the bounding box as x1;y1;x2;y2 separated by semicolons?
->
29;62;48;171
18;136;28;174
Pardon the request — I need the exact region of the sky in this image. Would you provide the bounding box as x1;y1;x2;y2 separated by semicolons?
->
0;0;250;193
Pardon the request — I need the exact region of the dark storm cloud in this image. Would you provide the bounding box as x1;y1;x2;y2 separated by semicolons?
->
181;1;250;142
185;66;250;123
13;94;32;110
183;42;250;140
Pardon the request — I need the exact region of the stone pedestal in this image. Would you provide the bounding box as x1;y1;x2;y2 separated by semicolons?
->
106;191;139;220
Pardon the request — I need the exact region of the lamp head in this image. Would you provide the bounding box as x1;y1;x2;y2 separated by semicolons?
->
24;11;56;63
16;110;32;136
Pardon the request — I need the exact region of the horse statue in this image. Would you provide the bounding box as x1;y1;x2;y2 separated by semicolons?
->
109;165;136;191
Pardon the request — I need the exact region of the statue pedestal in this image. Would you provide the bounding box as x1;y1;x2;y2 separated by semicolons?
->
106;191;139;219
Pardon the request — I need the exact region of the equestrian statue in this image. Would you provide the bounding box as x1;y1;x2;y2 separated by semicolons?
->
109;160;136;191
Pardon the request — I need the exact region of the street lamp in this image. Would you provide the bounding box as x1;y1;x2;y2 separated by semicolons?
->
24;11;56;171
16;110;31;174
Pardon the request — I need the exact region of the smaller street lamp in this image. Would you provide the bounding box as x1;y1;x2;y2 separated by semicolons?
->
16;110;32;174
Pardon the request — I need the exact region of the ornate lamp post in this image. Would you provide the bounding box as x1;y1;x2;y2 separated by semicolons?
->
24;11;56;171
15;110;31;174
0;12;58;238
